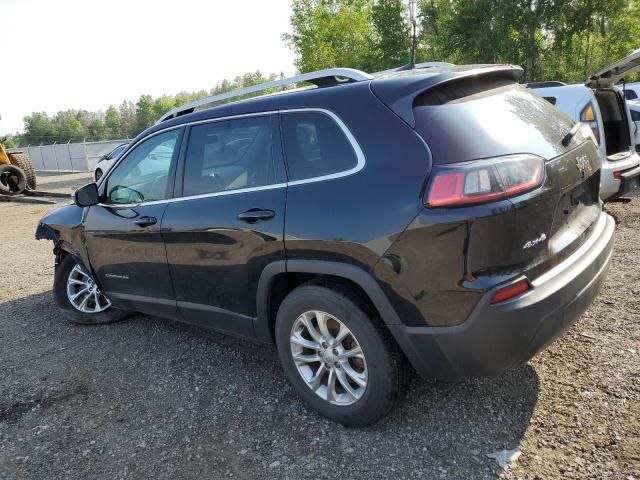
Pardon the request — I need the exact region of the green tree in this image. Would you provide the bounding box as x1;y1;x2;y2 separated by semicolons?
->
105;106;121;139
88;118;106;141
284;0;377;73
371;0;411;69
135;95;156;134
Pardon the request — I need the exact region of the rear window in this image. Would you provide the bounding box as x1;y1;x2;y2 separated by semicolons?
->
413;78;587;165
281;111;356;181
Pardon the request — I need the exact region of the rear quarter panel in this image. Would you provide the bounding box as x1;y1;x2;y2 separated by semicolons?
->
282;83;431;272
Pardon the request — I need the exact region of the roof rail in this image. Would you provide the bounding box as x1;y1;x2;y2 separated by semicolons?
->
157;68;373;123
525;81;567;89
372;61;455;76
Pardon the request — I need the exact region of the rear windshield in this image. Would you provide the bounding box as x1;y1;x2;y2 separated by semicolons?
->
413;78;588;165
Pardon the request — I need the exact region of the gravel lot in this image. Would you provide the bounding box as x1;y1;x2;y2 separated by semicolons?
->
0;173;638;479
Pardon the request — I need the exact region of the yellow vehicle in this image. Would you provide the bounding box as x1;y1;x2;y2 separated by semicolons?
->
0;139;36;195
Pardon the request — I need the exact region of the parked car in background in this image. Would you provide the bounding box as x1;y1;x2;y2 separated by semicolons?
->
622;82;640;101
94;143;128;181
36;63;614;426
528;49;640;200
629;100;640;152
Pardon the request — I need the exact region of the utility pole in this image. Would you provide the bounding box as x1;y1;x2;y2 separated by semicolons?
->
409;0;417;65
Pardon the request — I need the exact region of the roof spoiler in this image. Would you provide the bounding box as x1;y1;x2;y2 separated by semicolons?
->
370;65;524;127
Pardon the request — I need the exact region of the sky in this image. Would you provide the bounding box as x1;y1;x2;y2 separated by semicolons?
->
0;0;295;135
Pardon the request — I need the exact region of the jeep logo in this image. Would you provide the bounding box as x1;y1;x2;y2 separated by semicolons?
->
576;154;591;178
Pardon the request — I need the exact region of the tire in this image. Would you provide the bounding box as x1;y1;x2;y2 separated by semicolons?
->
275;285;411;427
0;164;27;195
8;152;36;190
53;254;127;325
94;168;103;182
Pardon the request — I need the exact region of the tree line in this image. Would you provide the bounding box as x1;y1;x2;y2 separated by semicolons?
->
9;72;283;147
8;0;640;147
285;0;640;82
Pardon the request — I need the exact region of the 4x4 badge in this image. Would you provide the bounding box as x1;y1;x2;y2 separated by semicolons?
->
523;233;547;250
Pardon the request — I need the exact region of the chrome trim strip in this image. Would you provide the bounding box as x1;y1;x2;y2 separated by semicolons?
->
98;183;287;208
98;108;365;208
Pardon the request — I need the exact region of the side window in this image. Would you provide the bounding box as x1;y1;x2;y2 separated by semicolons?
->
183;116;274;196
281;111;357;181
542;97;557;106
631;109;640;122
105;129;180;204
580;103;601;145
625;89;638;100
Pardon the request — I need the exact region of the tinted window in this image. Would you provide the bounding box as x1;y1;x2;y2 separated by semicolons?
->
281;112;356;181
631;109;640;122
413;79;584;164
625;90;638;100
183;116;274;196
106;130;179;204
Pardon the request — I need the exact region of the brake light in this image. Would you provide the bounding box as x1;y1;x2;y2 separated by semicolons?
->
613;171;622;179
490;279;530;304
427;154;544;207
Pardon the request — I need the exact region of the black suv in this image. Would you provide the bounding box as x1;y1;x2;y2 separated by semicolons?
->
36;64;614;426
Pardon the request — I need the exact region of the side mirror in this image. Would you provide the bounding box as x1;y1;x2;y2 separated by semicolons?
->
74;183;100;207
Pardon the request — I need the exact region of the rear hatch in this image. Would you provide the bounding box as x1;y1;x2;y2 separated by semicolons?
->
587;48;640;88
373;72;602;278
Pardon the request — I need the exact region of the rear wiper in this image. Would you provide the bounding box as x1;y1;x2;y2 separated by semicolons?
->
561;123;581;147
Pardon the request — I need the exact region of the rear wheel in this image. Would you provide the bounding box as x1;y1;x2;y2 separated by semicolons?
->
9;152;36;190
53;254;127;325
0;164;27;195
275;285;410;427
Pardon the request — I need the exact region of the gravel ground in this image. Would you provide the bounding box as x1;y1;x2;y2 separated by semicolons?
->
0;173;638;479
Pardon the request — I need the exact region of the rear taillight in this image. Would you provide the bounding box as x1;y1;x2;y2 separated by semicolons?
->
580;104;600;145
426;154;544;207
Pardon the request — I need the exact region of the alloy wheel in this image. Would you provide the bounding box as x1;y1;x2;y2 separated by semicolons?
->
290;310;368;405
66;264;112;313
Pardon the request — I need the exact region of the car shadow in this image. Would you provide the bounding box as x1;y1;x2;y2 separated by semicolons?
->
0;292;538;479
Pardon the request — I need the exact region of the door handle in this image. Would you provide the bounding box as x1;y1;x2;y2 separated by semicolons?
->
134;216;157;227
237;209;275;223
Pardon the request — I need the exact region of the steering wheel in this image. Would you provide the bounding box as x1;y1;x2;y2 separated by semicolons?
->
108;185;144;204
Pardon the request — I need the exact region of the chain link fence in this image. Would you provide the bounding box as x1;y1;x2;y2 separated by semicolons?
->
8;139;130;172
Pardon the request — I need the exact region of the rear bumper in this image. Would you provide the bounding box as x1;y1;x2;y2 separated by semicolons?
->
390;212;615;379
601;153;640;200
615;163;640;199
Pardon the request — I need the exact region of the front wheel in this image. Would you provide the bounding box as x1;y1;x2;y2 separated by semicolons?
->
53;254;127;324
275;285;410;427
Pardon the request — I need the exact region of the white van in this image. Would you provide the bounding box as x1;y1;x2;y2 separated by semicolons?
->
528;49;640;200
629;101;640;151
622;82;640;101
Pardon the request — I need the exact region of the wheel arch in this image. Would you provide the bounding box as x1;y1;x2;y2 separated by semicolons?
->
255;260;402;343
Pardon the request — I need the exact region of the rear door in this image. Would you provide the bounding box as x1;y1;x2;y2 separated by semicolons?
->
161;114;286;338
84;127;183;318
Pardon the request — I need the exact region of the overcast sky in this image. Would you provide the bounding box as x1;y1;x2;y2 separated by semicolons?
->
0;0;295;135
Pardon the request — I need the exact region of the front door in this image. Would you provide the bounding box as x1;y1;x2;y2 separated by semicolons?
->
161;114;286;338
83;127;183;318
